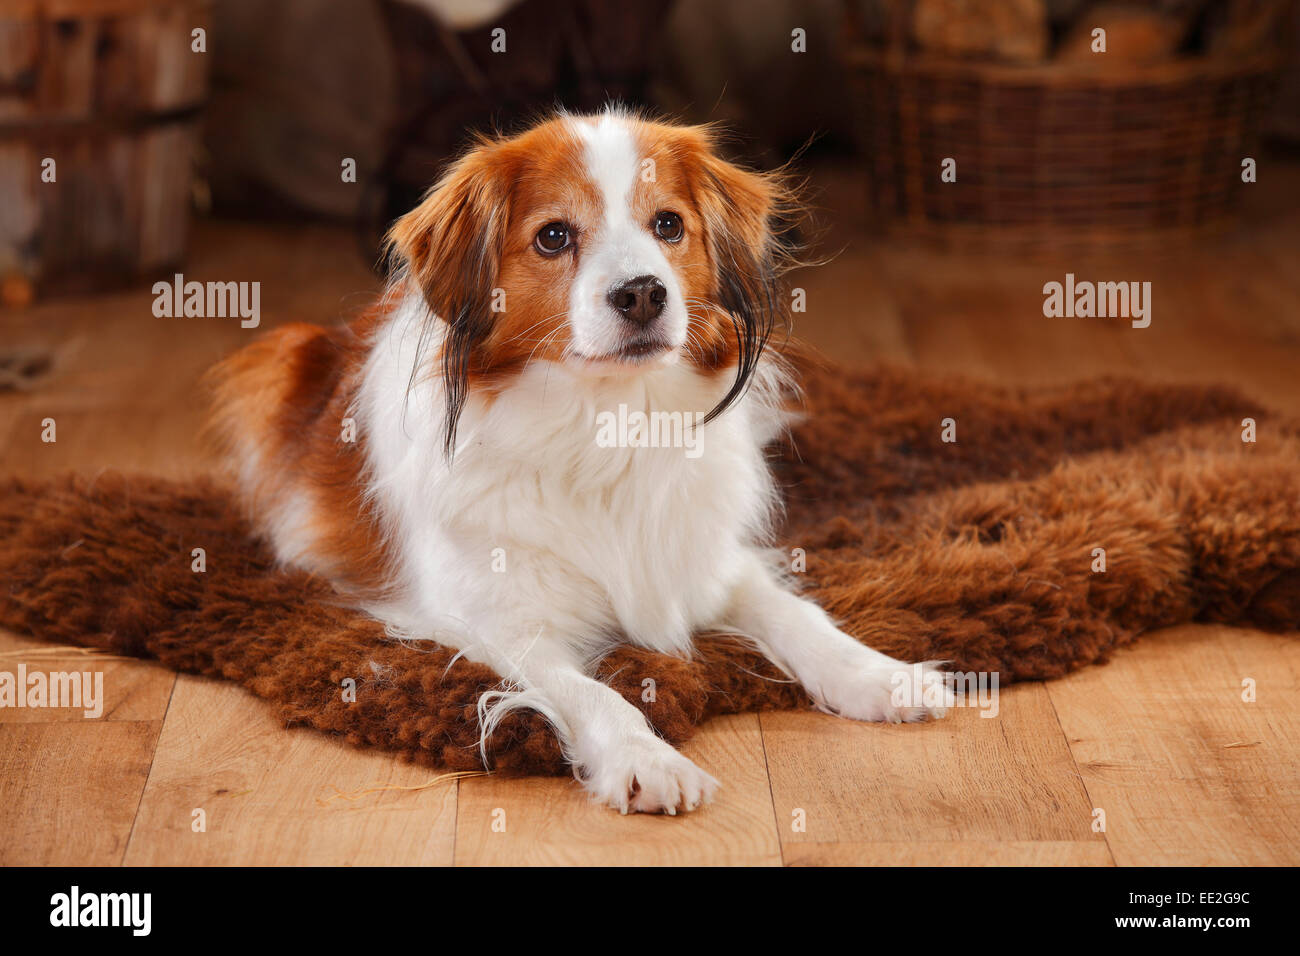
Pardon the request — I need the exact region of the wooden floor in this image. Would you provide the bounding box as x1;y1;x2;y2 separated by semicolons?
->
2;159;1299;866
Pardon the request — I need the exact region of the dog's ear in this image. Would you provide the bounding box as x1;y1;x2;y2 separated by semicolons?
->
387;141;508;457
691;134;798;423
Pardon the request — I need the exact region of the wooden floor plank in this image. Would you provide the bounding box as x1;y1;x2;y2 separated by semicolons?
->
762;685;1109;848
453;714;781;865
0;720;161;865
1047;625;1300;866
123;676;458;866
792;249;913;363
785;841;1114;867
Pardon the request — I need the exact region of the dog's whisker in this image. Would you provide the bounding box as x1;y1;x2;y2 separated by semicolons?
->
501;310;571;347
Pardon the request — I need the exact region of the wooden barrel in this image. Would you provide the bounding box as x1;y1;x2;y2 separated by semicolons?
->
0;0;211;297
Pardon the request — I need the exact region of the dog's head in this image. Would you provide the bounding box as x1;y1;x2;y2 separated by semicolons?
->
386;107;799;454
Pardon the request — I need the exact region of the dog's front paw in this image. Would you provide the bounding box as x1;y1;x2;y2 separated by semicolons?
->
814;659;952;723
579;734;720;815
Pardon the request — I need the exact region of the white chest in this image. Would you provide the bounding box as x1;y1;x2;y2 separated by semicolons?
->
361;327;780;654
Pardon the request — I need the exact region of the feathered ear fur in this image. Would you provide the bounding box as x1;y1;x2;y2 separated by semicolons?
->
386;139;508;457
691;133;801;424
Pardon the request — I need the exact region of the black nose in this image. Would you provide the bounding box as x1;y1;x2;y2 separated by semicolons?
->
607;275;666;325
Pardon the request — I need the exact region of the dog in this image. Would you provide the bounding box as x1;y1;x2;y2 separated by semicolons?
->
208;107;949;814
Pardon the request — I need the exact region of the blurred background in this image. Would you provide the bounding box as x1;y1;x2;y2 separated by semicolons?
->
1;0;1299;475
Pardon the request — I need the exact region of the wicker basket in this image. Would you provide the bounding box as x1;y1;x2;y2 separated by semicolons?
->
843;45;1285;253
0;0;211;296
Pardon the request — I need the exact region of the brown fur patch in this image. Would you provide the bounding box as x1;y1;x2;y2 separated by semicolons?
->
205;306;392;594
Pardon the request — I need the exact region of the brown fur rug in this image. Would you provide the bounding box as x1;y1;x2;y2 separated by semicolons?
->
1;365;1297;775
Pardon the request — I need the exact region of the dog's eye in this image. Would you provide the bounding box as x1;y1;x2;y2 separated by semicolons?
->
535;222;572;255
654;211;684;243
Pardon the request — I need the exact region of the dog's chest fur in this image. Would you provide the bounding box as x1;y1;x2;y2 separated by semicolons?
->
358;298;784;657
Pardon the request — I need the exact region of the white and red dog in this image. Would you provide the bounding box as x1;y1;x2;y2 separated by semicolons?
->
210;108;948;814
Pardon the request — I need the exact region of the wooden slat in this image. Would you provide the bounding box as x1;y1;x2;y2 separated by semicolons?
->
123;676;458;866
1048;625;1300;866
0;720;160;865
785;841;1113;866
452;714;781;866
789;246;913;363
762;686;1109;848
